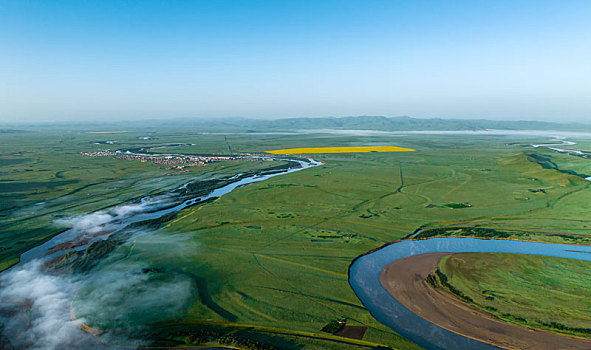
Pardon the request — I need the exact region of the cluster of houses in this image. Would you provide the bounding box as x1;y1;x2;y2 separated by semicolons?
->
81;150;264;170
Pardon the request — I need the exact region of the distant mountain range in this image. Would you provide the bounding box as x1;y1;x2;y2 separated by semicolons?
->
260;116;588;131
3;116;590;132
148;115;590;132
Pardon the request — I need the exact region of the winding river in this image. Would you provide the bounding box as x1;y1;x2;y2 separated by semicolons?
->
347;135;591;349
5;135;591;349
14;149;321;267
349;237;591;350
0;146;322;349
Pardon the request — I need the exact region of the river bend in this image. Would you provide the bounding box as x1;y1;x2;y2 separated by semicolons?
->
349;237;591;350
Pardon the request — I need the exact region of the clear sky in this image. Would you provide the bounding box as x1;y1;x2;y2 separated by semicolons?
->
1;0;590;123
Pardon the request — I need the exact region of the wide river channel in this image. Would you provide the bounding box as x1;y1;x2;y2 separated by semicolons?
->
349;237;591;350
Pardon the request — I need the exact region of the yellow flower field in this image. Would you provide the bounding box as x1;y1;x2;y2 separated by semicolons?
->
266;146;416;154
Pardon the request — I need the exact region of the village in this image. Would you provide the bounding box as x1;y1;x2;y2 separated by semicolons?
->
81;150;268;170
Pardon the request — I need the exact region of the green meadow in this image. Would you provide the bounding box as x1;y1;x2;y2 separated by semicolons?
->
438;253;591;337
4;126;591;348
70;130;591;348
0;129;290;271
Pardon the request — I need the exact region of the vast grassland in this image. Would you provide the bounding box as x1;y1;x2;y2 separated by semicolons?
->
0;129;289;271
438;253;591;337
69;130;591;348
5;126;591;348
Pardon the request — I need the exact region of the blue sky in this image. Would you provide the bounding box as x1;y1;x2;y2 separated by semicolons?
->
1;0;590;122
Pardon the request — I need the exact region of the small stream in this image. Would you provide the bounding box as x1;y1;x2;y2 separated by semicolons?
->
533;138;582;154
532;138;591;181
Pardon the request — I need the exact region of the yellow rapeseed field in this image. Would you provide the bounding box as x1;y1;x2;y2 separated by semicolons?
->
266;146;416;154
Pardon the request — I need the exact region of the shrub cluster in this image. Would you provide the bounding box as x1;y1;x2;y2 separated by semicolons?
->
320;320;345;334
155;328;281;349
415;227;511;239
424;273;439;288
435;269;473;303
538;321;591;334
219;334;279;350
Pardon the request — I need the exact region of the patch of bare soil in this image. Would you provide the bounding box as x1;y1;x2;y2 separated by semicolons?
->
380;252;591;350
333;326;367;340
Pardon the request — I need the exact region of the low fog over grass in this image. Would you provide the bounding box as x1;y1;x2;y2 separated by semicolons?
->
0;200;199;349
